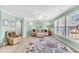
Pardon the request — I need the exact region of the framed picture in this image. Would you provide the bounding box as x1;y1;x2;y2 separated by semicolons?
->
10;21;15;27
3;20;9;26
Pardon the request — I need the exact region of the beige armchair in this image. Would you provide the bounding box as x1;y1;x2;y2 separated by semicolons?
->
6;31;21;45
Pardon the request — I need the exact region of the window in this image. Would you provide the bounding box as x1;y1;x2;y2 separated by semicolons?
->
54;20;59;34
66;13;79;40
59;17;66;37
54;17;66;37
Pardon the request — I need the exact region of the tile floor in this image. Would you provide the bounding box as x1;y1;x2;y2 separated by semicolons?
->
0;36;75;53
0;37;34;53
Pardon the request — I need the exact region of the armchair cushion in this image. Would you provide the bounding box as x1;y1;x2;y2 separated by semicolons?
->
9;32;17;38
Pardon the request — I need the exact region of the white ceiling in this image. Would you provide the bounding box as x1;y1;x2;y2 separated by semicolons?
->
0;5;75;20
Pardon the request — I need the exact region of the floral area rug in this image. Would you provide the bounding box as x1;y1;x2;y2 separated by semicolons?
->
26;37;72;53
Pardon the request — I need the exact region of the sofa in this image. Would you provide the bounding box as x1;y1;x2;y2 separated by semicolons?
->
6;31;21;45
32;29;48;37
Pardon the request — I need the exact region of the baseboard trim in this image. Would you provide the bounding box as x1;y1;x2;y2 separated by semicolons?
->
54;34;79;52
0;43;3;48
2;42;8;46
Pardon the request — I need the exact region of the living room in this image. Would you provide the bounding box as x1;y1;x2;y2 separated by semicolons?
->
0;5;79;53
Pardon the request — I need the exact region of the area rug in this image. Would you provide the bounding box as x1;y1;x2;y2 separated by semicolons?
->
26;37;72;53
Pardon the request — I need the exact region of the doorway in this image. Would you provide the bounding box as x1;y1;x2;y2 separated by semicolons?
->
16;20;22;36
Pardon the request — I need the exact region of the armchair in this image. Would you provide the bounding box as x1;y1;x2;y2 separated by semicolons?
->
6;31;21;45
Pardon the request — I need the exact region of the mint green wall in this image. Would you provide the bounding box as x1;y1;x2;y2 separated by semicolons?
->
27;21;32;36
22;19;30;37
0;10;2;43
0;10;16;43
29;21;51;29
0;10;32;43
